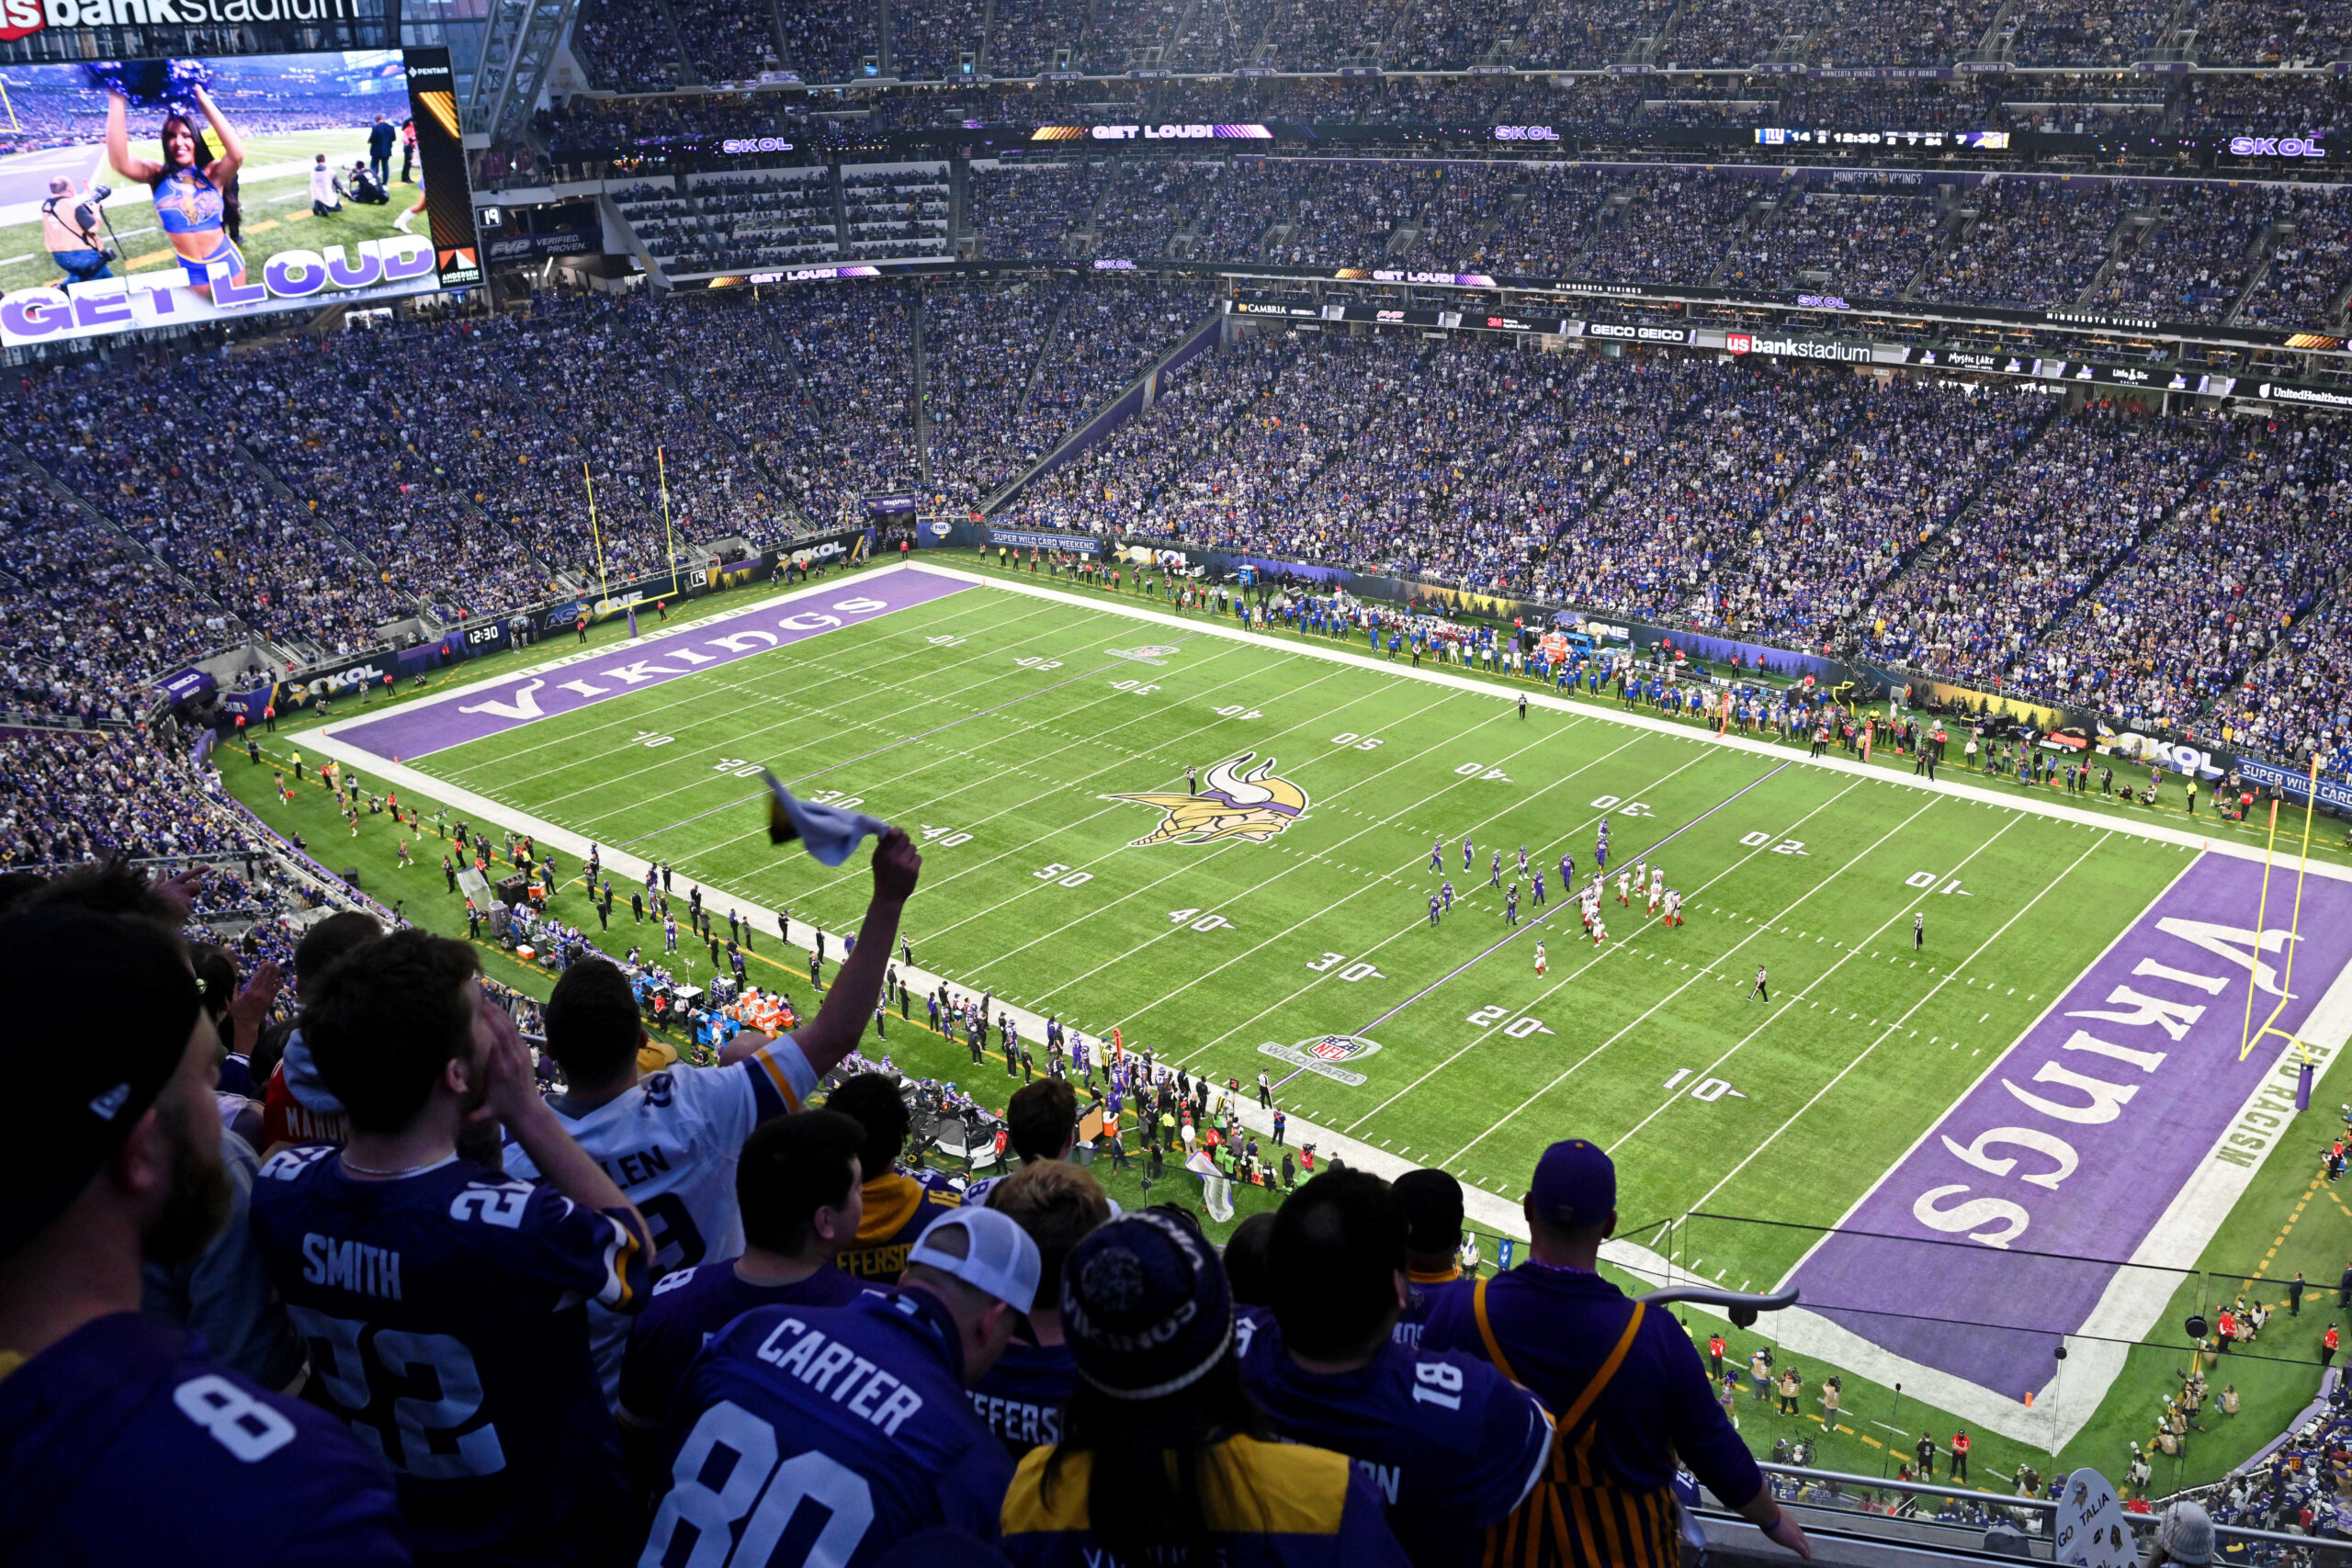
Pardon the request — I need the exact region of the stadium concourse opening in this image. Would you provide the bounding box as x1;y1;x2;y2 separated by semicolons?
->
11;0;2352;1558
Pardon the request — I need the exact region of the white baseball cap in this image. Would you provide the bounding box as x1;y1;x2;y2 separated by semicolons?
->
908;1206;1040;1314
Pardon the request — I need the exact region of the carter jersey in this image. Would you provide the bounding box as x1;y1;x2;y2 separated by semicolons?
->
616;1258;868;1429
643;1290;1014;1567
503;1037;817;1404
1237;1309;1551;1568
968;1338;1080;1459
250;1146;650;1563
0;1313;408;1568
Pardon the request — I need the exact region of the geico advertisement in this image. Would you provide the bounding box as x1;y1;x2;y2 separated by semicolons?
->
0;236;435;344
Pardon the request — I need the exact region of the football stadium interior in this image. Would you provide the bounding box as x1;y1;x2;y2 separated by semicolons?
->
10;0;2352;1562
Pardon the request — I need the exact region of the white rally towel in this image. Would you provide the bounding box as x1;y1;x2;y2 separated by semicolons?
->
760;770;889;866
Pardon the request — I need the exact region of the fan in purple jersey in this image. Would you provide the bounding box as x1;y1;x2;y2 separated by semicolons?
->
831;1071;967;1281
968;1158;1111;1458
506;828;921;1406
643;1206;1041;1567
999;1208;1409;1568
616;1108;872;1491
1390;1168;1476;1350
249;928;656;1567
0;901;410;1568
1422;1140;1812;1568
1239;1170;1552;1568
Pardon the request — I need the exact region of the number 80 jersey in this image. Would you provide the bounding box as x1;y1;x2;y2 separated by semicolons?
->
249;1146;650;1566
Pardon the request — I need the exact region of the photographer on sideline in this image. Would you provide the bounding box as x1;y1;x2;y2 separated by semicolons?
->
42;175;113;286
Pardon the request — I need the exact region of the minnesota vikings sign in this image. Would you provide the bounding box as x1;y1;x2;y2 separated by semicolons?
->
1104;753;1309;847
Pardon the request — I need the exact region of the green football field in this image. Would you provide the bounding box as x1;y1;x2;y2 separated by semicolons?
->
258;555;2352;1497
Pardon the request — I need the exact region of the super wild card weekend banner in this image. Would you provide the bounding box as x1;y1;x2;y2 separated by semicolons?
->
0;43;480;344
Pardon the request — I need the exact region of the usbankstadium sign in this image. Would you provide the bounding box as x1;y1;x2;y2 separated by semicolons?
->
0;0;364;31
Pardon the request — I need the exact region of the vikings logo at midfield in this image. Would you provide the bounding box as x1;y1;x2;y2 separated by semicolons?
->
1104;753;1309;847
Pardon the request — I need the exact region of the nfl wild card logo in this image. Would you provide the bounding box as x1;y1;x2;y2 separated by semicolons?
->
1259;1033;1384;1087
1105;754;1309;847
1107;643;1182;664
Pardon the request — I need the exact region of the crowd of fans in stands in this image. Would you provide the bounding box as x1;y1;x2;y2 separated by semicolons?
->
550;0;2352;85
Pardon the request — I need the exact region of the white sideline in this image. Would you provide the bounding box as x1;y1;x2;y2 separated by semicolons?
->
296;559;2352;1452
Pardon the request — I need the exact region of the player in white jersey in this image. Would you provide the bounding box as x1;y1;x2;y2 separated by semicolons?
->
1615;870;1633;906
504;829;921;1405
1590;916;1607;946
1534;940;1548;976
1629;858;1645;895
1650;864;1666;902
1663;888;1683;927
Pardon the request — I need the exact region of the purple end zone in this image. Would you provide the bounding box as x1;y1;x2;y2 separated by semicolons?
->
1790;853;2352;1397
331;570;972;762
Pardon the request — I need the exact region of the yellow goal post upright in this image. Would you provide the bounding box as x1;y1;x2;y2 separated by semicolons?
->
2238;757;2324;1092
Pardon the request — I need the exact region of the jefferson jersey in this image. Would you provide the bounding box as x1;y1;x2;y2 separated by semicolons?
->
250;1146;650;1564
835;1170;960;1283
968;1337;1080;1459
503;1037;817;1403
0;1313;408;1568
1237;1308;1551;1568
616;1258;867;1430
642;1289;1014;1567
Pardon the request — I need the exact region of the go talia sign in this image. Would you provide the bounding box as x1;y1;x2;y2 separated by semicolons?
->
0;236;437;346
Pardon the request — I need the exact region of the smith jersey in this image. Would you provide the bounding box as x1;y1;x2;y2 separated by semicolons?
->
250;1147;650;1564
1001;1434;1409;1568
835;1171;960;1283
642;1289;1014;1568
1237;1309;1551;1568
503;1039;817;1404
0;1313;408;1568
968;1338;1079;1459
616;1259;868;1429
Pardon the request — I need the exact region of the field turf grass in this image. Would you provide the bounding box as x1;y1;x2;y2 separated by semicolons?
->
228;551;2352;1502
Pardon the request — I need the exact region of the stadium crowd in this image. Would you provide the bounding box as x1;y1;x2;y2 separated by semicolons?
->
0;844;1839;1567
548;0;2352;84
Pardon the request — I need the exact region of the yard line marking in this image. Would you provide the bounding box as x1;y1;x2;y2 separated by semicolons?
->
605;628;1237;850
458;590;1046;790
1605;811;2029;1153
1165;735;1745;1070
1031;700;1584;1009
1353;761;1794;1037
1424;787;1943;1156
1680;830;2116;1220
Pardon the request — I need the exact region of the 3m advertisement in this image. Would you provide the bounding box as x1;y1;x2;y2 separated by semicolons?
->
0;43;480;346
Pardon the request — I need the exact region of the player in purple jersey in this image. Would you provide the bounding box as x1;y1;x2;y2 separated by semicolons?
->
1001;1209;1407;1567
1240;1172;1551;1568
642;1207;1039;1567
0;904;411;1568
616;1110;871;1483
249;929;655;1567
969;1160;1109;1458
1421;1140;1809;1568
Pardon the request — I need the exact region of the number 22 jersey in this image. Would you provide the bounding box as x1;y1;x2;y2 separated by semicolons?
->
249;1146;650;1565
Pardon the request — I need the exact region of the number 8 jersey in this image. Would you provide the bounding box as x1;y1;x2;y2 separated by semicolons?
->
250;1146;651;1566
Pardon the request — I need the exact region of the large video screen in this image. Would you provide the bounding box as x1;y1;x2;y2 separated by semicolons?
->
0;45;480;346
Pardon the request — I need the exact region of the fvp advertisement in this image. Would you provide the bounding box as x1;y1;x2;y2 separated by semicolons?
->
0;43;479;345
